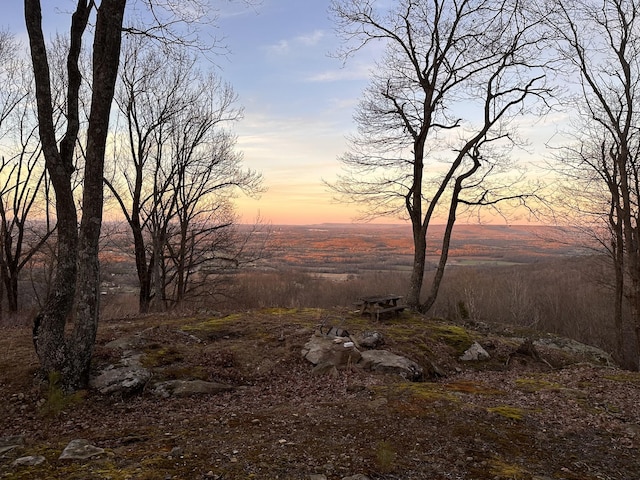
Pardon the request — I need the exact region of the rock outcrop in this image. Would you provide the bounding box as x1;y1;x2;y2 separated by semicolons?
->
301;334;362;370
459;341;490;361
302;332;423;381
90;353;151;395
151;379;234;398
58;439;105;460
359;349;423;381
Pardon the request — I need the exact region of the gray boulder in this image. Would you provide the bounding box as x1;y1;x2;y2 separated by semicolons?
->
354;331;385;349
459;341;490;361
90;354;151;395
359;350;423;381
302;334;361;369
59;439;105;460
0;435;24;455
12;455;46;466
151;380;234;398
533;337;614;366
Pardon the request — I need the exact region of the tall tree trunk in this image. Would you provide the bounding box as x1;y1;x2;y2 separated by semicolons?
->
421;153;481;313
151;231;166;312
27;0;83;384
406;224;426;307
405;139;426;308
26;0;126;390
67;0;125;389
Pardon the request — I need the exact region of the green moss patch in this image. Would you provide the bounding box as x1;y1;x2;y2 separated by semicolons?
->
181;314;243;333
487;405;526;421
141;344;183;368
603;372;640;384
489;458;528;479
39;372;87;417
400;382;459;403
427;323;474;355
515;377;561;392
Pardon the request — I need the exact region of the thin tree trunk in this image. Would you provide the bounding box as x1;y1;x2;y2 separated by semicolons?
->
131;222;152;313
27;0;83;383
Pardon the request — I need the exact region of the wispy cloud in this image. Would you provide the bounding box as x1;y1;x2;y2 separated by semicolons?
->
264;29;327;57
296;30;325;46
306;62;373;83
265;39;290;56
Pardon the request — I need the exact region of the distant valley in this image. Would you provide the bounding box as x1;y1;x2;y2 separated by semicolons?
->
252;223;592;275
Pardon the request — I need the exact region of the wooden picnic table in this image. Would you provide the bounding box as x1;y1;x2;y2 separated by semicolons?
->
357;294;406;321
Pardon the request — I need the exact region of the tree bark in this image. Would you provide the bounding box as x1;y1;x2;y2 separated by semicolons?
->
26;0;126;390
406;224;426;307
27;0;83;382
68;0;126;389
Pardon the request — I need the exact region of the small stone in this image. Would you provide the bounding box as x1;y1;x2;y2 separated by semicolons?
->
168;446;183;457
459;342;490;361
12;455;46;466
368;397;388;409
0;445;18;455
59;439;105;460
0;435;24;448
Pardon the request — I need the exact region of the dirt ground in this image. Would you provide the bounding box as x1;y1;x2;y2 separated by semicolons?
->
1;308;639;480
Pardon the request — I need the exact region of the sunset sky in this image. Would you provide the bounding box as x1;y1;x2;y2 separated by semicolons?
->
215;0;378;225
6;1;555;225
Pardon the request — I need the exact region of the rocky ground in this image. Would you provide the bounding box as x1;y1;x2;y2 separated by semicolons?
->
0;307;639;480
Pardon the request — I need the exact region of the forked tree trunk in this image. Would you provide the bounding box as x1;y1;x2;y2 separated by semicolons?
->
26;0;126;390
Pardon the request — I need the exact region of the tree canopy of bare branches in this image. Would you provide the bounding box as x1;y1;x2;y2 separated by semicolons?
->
329;0;552;310
543;0;640;369
106;36;263;313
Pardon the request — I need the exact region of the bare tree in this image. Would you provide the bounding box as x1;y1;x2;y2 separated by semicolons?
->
107;38;263;312
545;0;640;369
329;0;552;311
0;30;58;315
162;98;262;309
0;137;53;314
25;0;241;389
26;0;126;390
0;30;28;139
107;37;197;313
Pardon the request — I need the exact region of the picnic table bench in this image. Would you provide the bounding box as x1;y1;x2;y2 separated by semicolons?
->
356;294;406;321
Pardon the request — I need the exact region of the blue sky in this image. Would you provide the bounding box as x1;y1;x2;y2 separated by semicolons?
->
6;1;556;225
215;0;375;224
6;0;376;225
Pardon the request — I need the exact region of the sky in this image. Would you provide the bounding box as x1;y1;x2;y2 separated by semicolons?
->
5;0;376;225
5;1;557;226
214;0;376;225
